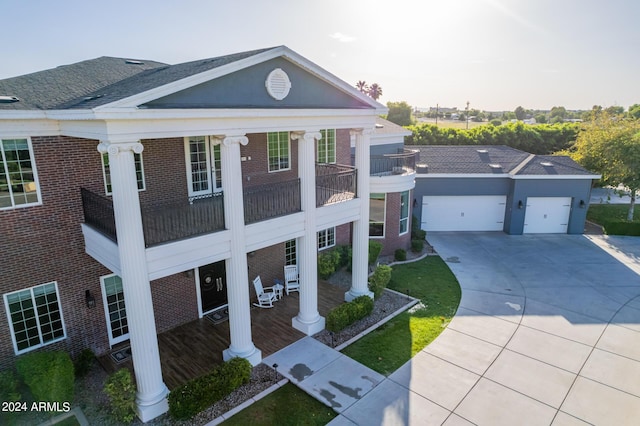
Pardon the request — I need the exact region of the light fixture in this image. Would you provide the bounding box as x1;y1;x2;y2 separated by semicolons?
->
579;200;586;208
183;269;194;278
518;200;523;209
85;290;96;309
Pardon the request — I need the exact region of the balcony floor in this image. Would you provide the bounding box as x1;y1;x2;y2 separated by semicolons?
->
98;279;347;390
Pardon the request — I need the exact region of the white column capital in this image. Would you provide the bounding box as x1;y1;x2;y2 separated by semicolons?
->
97;141;144;155
291;131;322;142
350;128;373;137
218;135;248;147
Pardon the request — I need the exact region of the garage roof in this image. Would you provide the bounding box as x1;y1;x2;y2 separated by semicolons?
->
408;145;599;178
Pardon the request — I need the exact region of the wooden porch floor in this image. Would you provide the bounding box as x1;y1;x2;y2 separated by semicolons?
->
99;280;346;390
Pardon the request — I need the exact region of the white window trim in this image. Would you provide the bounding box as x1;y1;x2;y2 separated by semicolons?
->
370;193;387;239
101;152;146;196
285;239;297;265
399;190;410;236
3;281;66;355
100;274;129;347
267;131;291;173
317;129;336;164
184;136;223;197
318;227;336;251
0;137;43;210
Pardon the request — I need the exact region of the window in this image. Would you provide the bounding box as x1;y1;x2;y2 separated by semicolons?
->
102;152;145;195
100;275;129;346
369;193;386;237
399;191;410;235
285;239;297;266
4;282;66;354
0;138;41;209
185;136;222;197
267;131;290;172
317;227;336;250
317;129;336;164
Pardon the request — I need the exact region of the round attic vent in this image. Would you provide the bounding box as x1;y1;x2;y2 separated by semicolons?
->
265;68;291;100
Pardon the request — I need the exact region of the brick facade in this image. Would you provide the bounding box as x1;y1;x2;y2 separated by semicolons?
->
375;190;413;256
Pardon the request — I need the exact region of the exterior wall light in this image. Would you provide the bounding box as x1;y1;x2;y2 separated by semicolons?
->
579;200;586;208
518;200;523;209
85;289;96;309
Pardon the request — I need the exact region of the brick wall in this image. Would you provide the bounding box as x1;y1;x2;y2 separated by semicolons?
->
247;244;285;300
151;273;199;333
376;190;413;256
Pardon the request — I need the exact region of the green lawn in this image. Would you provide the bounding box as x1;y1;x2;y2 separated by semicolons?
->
222;383;336;426
587;204;640;235
341;256;461;375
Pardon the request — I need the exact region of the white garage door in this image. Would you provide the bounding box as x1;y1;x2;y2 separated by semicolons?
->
523;197;571;234
421;195;506;231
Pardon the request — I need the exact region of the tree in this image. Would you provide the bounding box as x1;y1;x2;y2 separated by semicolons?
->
386;101;413;126
566;113;640;220
629;104;640;119
535;114;548;124
356;80;368;94
605;106;625;116
368;83;383;101
514;106;526;120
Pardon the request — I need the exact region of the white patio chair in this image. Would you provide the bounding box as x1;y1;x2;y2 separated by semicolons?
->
284;265;300;295
252;276;276;308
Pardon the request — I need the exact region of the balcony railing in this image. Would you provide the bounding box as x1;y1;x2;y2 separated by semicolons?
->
359;148;418;176
243;178;301;224
316;163;357;207
81;188;225;247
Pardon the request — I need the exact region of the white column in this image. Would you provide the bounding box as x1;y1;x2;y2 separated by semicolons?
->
347;129;374;301
217;135;262;366
291;131;325;335
97;141;168;422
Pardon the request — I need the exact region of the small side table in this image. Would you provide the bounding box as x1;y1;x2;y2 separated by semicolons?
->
272;280;284;300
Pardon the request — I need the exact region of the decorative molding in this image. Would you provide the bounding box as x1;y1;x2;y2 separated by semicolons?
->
97;141;144;155
291;131;322;142
221;135;248;147
265;68;292;100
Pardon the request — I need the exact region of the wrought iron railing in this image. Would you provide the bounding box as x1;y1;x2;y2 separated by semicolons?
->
80;188;225;247
243;178;301;224
356;148;418;176
316;163;357;207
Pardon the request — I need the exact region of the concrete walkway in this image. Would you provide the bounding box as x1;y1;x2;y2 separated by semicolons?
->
270;233;640;425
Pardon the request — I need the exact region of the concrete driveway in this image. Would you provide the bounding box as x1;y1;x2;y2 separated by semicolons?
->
394;232;640;425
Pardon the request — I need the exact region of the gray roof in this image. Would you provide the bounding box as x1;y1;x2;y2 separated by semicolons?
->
373;117;411;136
0;47;276;110
408;145;595;176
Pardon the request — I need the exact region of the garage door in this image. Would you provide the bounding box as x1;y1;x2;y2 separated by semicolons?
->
523;197;571;234
421;195;506;231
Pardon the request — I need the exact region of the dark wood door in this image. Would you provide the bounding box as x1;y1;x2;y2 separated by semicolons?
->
199;260;227;313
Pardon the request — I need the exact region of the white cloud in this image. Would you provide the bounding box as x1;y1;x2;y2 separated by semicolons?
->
329;32;356;43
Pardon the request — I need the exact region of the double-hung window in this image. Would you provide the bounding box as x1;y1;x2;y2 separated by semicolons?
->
317;129;336;164
101;275;129;346
369;193;386;237
317;227;336;251
185;136;222;197
0;138;41;209
267;132;290;172
399;191;410;235
4;282;66;354
285;239;297;266
101;152;145;195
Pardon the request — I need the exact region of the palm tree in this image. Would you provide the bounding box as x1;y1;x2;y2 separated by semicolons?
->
356;80;368;93
368;83;383;101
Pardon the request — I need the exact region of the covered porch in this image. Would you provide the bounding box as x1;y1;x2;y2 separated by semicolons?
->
99;279;346;390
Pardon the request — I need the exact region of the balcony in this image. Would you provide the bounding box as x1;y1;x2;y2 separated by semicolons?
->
368;149;418;176
243;178;301;224
315;163;357;207
81;188;225;247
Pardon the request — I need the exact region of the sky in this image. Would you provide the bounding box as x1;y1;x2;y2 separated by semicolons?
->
1;0;639;112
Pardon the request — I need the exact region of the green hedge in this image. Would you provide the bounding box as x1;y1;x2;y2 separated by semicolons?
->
368;241;383;265
0;370;21;401
601;220;640;236
74;349;95;378
16;351;74;407
318;249;341;279
369;265;392;298
168;357;251;420
326;296;374;332
104;369;136;423
411;239;424;253
394;249;407;261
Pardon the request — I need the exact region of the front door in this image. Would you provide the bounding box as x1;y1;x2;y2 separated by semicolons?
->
198;260;227;315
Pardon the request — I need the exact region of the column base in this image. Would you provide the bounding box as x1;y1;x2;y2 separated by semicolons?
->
135;386;169;422
223;346;262;366
292;315;326;336
345;289;374;302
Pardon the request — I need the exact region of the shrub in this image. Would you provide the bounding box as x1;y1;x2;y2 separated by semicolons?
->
74;349;95;378
0;370;21;401
368;264;392;298
601;220;640;236
104;369;136;424
16;351;74;407
326;295;374;332
394;249;407;261
168;357;251;420
336;245;352;269
411;239;424;253
368;240;383;265
318;249;341;279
